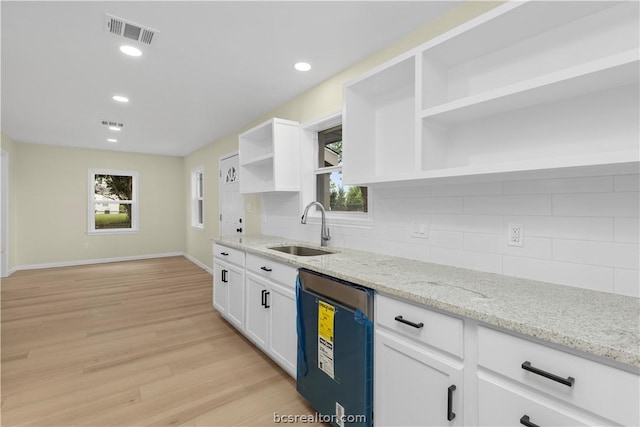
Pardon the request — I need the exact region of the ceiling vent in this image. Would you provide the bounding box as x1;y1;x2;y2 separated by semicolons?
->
104;14;157;46
101;120;124;128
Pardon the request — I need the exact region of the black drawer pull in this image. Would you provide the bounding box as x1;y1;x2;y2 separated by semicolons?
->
260;266;272;272
394;315;424;329
220;252;229;256
521;361;574;387
447;385;456;422
520;415;540;427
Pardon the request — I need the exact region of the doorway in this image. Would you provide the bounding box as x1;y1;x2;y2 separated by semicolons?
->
219;152;244;237
1;149;9;277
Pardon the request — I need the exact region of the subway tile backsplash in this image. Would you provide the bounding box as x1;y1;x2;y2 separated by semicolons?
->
261;174;640;297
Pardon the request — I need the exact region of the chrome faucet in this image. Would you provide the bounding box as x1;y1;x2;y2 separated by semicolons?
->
301;201;331;246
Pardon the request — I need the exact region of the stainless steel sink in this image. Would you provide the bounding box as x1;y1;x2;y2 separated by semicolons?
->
268;245;335;257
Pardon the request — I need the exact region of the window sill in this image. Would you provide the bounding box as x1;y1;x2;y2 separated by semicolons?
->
192;225;205;232
305;213;373;229
87;229;139;236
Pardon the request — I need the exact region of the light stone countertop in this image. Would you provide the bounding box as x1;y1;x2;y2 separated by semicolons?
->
214;234;640;369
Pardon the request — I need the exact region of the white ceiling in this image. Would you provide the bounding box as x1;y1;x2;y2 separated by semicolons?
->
1;1;460;157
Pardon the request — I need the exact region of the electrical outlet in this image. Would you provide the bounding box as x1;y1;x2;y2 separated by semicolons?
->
507;223;524;247
410;219;429;239
82;242;89;250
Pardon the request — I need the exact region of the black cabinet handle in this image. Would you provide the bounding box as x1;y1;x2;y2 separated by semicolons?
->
261;289;266;307
236;227;243;233
260;266;272;272
264;291;270;308
221;269;228;283
220;252;229;256
521;361;574;387
520;415;540;427
394;315;424;329
447;385;456;422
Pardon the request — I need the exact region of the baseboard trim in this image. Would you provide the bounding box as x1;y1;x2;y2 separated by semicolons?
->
184;253;213;275
11;252;185;272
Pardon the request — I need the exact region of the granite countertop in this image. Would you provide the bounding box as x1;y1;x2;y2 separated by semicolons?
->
214;234;640;369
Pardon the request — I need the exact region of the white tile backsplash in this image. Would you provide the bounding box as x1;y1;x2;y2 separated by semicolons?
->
553;192;640;217
261;174;640;296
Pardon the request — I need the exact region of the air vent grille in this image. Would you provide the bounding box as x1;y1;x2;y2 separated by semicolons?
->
104;14;158;46
101;121;124;128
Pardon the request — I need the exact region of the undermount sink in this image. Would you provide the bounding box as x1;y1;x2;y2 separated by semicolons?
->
268;245;336;257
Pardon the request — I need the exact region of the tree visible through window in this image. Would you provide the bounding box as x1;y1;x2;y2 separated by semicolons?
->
89;169;138;233
316;125;368;213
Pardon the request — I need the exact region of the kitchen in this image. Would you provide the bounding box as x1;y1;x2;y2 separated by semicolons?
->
1;1;639;426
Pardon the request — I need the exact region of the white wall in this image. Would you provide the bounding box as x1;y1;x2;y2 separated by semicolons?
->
261;175;640;297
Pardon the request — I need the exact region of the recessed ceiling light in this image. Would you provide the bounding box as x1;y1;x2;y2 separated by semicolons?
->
294;62;311;72
107;138;118;143
112;95;129;103
119;45;142;57
108;126;121;131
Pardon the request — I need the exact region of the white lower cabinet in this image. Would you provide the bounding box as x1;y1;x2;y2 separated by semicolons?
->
212;245;245;330
478;376;596;427
374;294;464;427
477;326;640;427
244;253;298;377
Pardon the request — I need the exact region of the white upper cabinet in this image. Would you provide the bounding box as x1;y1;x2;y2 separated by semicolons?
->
344;1;640;186
239;118;301;194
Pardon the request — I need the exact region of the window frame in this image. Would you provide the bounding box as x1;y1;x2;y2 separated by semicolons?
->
191;166;205;231
302;111;373;229
88;168;139;235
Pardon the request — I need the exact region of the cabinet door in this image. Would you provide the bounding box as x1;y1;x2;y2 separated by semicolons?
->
225;264;245;330
268;283;296;377
212;261;228;314
244;273;269;350
375;329;464;427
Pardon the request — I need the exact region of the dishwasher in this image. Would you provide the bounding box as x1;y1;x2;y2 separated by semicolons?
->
296;268;374;427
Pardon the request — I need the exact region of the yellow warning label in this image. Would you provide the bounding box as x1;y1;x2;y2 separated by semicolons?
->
318;300;335;342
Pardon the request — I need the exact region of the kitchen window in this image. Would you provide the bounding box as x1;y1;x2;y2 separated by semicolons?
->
316;125;368;214
191;167;204;230
88;169;138;234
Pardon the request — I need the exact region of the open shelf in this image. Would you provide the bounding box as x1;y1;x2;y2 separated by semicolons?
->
421;51;639;124
238;118;300;194
342;0;639;187
343;55;416;183
240;153;274;167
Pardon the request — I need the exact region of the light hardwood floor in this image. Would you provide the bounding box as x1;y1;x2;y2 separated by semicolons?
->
1;256;322;426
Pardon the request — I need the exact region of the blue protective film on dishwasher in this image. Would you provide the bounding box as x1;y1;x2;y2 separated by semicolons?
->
296;274;308;378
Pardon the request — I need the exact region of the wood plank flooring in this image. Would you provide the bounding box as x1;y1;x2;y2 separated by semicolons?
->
1;256;322;426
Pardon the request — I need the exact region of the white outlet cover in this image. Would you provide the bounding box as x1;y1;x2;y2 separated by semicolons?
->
507;223;524;247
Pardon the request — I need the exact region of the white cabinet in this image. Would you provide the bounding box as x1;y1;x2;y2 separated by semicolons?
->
344;1;639;186
477;326;640;427
374;294;464;427
244;253;298;377
238;118;301;194
212;244;245;330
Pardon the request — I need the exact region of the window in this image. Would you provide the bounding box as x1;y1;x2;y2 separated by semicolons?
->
191;167;204;230
316;125;368;213
88;169;138;234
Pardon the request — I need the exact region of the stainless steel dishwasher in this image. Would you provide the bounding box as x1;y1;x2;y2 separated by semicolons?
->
296;268;374;427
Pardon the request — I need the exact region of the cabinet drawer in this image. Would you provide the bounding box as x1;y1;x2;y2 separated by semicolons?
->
376;294;463;358
246;253;297;288
478;376;597;427
213;244;245;267
478;326;640;426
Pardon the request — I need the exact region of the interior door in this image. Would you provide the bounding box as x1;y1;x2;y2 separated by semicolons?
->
219;153;244;237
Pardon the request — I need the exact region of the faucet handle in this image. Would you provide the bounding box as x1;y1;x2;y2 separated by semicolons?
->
325;227;331;241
